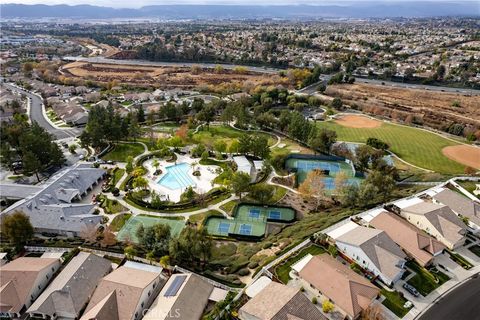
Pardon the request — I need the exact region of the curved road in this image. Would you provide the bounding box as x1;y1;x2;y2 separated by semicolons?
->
419;275;480;320
4;83;82;140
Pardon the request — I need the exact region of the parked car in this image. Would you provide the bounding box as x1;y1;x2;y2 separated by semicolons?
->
403;283;420;297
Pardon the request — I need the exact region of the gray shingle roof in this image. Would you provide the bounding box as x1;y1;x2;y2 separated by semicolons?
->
1;164;105;234
433;189;480;226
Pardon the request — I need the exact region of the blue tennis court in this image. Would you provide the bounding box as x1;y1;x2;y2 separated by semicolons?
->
238;224;252;235
268;210;281;220
249;208;261;218
218;222;231;234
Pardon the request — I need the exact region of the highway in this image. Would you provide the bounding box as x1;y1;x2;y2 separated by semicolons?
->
4;83;82;140
64;56;480;95
419;275;480;320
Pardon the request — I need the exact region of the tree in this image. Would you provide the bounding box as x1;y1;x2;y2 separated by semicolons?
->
176;124;188;141
124;245;137;258
196;104;215;128
308;128;337;154
249;183;275;203
231;172;251;199
334;171;348;194
213;140;227;154
322;300;335;313
316;83;326;93
355;145;375;172
365;170;396;201
137;105;145;123
128;116;141;141
1;211;34;248
357;182;379;207
228;139;240;154
137;223;171;257
168;227;212;269
159;255;170;269
21;150;41;181
331;97;343;110
298;170;325;208
250;135;270;159
100;226;117;247
68;144;77;154
80;225;98;243
125;156;134;174
339;184;359;207
133;176;149;190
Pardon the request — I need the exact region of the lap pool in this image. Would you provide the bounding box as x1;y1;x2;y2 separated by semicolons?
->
157;162;196;190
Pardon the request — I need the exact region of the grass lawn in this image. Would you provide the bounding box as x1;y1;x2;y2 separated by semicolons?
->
271;186;288;203
191;125;276;149
316;120;465;174
100;197;127;214
468;245;480;258
457;180;478;197
275;245;325;284
381;289;411;318
102;143;145;162
110;213;132;232
189;210;224;225
220;200;239;215
406;261;450;296
111;168;125;186
446;250;473;269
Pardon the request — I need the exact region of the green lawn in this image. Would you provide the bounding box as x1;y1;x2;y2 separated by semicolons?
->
381;289;411;318
111;168;125;186
457;180;478;197
191;125;276;149
102;143;145;162
316;120;465;174
406;261;450;296
110;213;132;232
446;250;473;269
100;197;127;214
275;245;325;284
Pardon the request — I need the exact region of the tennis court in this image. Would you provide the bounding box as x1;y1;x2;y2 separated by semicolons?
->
285;157;360;190
117;215;186;243
205;217;266;238
236;204;295;223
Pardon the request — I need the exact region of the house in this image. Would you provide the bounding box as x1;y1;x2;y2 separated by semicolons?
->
0;257;61;319
27;252;111;320
0;163;106;237
142;273;213;320
239;281;326;320
233;156;253;177
400;201;467;249
335;225;406;285
432;188;480;233
296;254;379;320
81;261;165;320
369;211;445;266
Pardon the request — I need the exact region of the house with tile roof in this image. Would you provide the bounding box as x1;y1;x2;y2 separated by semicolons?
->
400;201;467;249
296;254;379;320
0;257;61;319
369;211;445;266
432;188;480;234
335;225;406;286
239;281;326;320
1;163;106;237
81;262;165;320
27;252;111;320
142;273;214;320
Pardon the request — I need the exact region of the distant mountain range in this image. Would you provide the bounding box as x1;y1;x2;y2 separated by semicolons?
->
1;2;479;19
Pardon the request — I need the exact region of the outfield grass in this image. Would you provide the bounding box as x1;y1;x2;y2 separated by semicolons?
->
316;120;465;174
102;143;145;162
275;245;325;284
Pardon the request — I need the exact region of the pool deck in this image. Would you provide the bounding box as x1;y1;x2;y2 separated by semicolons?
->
144;153;220;202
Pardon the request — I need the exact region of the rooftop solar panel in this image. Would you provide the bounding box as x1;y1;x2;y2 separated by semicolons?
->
164;275;187;297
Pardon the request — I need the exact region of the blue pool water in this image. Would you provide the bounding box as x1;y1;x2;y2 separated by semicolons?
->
157;163;196;190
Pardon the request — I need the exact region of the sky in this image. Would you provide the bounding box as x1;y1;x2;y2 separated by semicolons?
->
4;0;473;8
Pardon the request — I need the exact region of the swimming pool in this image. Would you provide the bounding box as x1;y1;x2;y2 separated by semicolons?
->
157;163;196;190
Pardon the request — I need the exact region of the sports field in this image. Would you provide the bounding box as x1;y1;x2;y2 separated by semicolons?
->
205;204;295;238
317;119;466;174
117;215;186;243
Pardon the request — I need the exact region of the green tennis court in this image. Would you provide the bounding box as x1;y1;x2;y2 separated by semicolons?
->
117;215;186;243
206;217;266;238
236;204;295;222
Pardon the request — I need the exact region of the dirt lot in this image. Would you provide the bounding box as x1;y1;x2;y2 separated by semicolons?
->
335;114;382;128
326;83;480;131
62;61;290;90
442;145;480;169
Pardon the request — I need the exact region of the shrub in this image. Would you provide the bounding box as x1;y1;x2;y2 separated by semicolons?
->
262;241;273;249
312;297;318;304
247;261;259;269
366;137;389;150
238;268;250;276
322;300;335;313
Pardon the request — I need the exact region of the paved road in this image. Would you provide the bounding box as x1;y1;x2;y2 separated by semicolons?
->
419;275;480;320
4;83;82;140
63;56;281;74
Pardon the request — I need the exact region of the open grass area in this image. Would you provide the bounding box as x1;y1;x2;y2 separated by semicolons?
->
111;168;125;186
220;200;239;216
316;120;465;174
102;143;145;162
457;180;479;197
190;125;276;149
110;213;132;232
275;245;325;284
406;261;450;296
381;289;411;318
99;196;127;214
